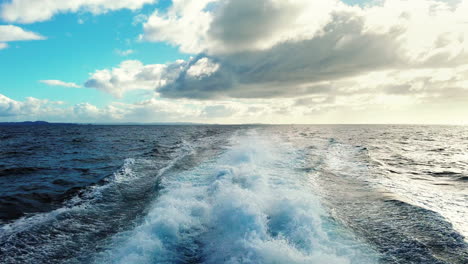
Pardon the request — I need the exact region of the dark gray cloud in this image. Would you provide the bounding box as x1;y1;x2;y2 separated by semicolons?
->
207;0;302;51
159;11;404;99
141;0;468;103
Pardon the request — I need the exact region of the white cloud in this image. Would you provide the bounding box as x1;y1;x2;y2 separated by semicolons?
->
206;0;344;54
186;57;220;79
0;93;191;122
362;0;468;64
132;13;148;25
142;0;468;59
0;25;45;42
0;93;63;118
0;0;156;24
0;94;21;117
141;0;216;53
115;49;134;56
84;60;187;98
0;25;45;49
72;102;127;121
141;0;351;54
0;93;218;123
2;90;468;124
40;80;81;88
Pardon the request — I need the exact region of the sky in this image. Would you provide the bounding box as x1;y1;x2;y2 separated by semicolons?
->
0;0;467;124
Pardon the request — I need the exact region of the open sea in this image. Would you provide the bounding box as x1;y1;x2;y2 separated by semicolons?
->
0;125;467;263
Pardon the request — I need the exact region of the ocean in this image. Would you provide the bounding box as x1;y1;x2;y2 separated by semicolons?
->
0;125;466;263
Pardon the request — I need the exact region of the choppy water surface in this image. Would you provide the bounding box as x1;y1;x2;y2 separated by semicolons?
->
0;125;466;263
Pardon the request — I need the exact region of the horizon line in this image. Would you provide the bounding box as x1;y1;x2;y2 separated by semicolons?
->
1;121;467;126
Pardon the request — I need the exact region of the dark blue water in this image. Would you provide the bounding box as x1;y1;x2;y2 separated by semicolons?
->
0;125;234;221
0;125;466;263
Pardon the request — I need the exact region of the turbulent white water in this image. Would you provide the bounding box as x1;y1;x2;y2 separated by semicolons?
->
95;131;378;264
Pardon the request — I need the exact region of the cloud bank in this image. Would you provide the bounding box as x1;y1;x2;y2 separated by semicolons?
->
0;93;62;118
137;0;468;102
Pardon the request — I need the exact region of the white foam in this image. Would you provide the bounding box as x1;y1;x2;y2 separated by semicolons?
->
96;131;377;263
324;141;468;241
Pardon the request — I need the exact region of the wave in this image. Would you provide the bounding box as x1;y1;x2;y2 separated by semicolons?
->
314;138;468;262
0;140;196;264
0;166;45;177
95;131;377;264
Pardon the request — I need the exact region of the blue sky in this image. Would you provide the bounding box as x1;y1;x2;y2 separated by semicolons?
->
0;0;184;106
1;0;467;124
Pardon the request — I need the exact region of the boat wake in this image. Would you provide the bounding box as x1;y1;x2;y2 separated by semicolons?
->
95;131;377;264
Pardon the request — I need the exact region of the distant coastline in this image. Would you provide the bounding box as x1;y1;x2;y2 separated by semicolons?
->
0;121;205;126
0;121;78;126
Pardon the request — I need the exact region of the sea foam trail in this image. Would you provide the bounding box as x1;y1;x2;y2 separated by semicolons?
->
96;130;377;264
